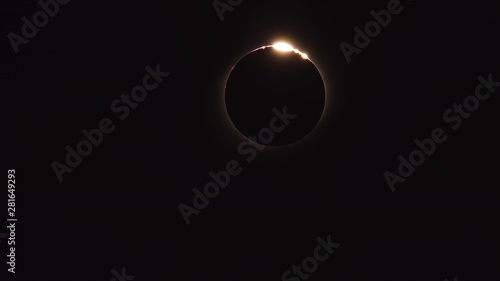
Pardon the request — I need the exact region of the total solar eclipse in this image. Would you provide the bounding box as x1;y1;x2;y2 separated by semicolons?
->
224;42;326;146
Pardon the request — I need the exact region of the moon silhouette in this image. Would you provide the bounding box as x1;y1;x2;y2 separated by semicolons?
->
224;42;326;146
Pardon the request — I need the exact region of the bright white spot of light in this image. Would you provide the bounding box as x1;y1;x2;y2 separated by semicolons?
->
273;42;294;52
271;42;310;61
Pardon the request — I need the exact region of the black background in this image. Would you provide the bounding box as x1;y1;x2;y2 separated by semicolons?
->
1;0;499;280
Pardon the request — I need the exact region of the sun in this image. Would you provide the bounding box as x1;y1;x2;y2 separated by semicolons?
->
272;42;309;60
272;42;294;52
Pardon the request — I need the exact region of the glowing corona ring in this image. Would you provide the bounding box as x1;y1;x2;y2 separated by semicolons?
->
224;41;326;146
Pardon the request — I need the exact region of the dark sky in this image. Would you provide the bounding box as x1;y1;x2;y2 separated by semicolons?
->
1;0;499;281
